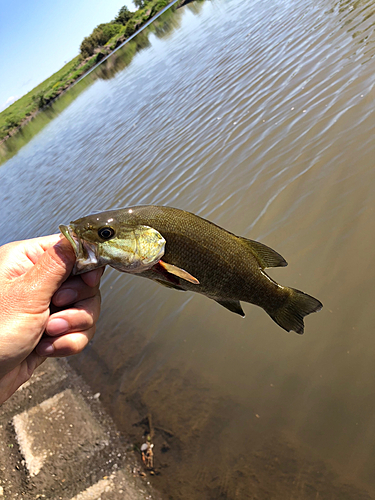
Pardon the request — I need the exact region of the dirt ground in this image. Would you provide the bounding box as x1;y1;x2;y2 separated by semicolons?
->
0;358;161;500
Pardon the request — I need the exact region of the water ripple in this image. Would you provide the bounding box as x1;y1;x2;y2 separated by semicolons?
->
1;0;375;495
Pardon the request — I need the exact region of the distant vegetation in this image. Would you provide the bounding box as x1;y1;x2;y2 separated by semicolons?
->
0;0;176;143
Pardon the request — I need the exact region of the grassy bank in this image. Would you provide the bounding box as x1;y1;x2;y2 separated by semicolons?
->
0;0;177;143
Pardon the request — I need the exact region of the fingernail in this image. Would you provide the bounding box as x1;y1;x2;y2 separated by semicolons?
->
37;342;55;356
54;289;78;306
47;318;70;335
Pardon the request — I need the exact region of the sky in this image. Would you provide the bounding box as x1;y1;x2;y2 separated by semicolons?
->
0;0;134;111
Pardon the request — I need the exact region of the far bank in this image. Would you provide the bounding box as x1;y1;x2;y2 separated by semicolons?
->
0;0;194;165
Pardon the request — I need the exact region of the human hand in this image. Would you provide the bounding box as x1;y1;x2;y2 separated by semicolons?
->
0;235;103;405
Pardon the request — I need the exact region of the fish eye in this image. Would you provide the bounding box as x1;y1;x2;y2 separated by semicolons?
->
98;227;115;240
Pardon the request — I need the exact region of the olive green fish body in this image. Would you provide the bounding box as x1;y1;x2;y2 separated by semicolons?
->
60;205;322;333
113;206;286;310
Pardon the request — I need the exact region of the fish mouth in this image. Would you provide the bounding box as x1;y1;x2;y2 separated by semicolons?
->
59;224;100;275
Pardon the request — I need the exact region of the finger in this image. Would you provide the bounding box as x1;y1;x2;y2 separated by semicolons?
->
23;234;63;264
52;274;101;307
20;238;75;311
46;293;101;336
0;234;61;258
80;267;105;288
0;234;62;281
36;328;96;357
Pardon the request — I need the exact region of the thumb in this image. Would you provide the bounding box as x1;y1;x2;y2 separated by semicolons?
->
21;238;75;311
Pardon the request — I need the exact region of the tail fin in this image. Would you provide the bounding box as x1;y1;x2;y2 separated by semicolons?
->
269;288;322;334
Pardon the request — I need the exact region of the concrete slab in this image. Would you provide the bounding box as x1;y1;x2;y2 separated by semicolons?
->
70;469;155;500
1;359;160;499
0;358;68;420
70;473;115;500
13;388;109;486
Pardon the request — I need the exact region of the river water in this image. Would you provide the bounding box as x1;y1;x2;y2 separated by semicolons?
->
1;0;375;498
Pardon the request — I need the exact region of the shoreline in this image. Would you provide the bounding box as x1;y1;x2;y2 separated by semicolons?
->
0;0;192;150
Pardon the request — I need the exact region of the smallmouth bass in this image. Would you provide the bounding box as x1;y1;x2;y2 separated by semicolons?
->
59;205;322;334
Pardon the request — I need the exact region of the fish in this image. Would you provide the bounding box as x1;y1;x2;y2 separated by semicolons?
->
59;205;322;334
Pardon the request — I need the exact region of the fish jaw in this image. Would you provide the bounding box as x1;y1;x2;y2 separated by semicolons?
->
59;224;102;275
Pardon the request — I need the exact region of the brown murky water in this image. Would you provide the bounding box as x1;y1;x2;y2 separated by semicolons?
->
1;0;375;497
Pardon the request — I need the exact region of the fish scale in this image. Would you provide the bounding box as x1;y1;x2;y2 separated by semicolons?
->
60;205;322;334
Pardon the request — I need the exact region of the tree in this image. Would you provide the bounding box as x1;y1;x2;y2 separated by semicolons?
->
133;0;146;9
80;23;122;58
124;19;137;38
114;6;133;25
80;36;96;58
92;23;122;45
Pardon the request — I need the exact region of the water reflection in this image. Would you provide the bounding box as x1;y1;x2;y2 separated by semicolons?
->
337;0;375;56
1;0;375;498
0;4;186;165
149;4;184;39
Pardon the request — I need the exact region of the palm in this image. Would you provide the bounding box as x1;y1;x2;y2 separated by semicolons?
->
0;349;43;405
0;234;102;405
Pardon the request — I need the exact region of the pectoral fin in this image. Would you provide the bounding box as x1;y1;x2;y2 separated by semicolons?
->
153;260;200;285
215;299;245;317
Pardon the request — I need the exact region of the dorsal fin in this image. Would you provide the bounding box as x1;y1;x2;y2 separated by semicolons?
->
240;238;288;269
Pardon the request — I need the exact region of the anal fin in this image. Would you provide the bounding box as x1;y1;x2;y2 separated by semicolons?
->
215;299;245;317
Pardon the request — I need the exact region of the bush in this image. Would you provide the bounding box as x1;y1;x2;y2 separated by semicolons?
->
134;0;146;8
114;6;133;25
151;0;168;15
5;117;20;130
124;19;137;38
106;25;127;47
93;23;122;45
80;37;96;58
80;23;123;57
32;92;47;109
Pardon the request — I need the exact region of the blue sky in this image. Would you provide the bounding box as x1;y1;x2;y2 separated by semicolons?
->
0;0;134;111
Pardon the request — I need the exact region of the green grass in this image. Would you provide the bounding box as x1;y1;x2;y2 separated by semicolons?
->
0;0;181;143
0;57;83;140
